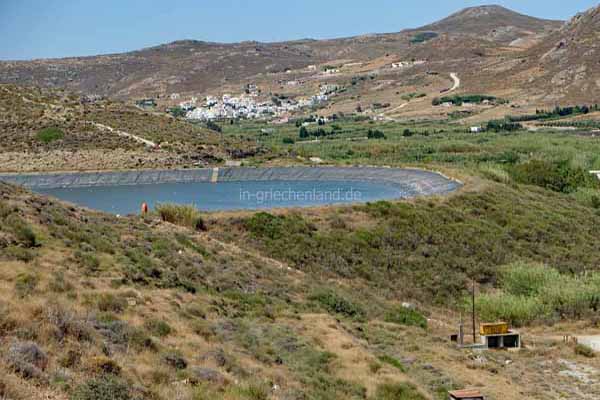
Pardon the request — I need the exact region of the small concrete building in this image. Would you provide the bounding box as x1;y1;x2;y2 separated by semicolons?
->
448;389;485;400
479;322;520;349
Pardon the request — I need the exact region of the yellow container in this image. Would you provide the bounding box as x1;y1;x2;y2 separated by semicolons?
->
480;322;509;336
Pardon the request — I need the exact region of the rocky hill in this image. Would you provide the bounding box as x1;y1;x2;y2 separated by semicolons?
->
0;5;565;101
414;5;562;45
484;4;600;104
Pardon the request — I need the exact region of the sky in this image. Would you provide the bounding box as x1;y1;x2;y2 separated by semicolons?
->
0;0;596;60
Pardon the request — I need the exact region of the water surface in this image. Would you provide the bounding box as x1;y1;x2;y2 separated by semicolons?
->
37;180;406;214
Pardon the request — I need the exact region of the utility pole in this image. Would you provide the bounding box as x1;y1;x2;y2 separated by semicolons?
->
472;278;477;344
459;313;464;346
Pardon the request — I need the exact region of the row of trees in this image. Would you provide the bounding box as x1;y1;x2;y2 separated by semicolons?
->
432;94;503;106
508;104;600;122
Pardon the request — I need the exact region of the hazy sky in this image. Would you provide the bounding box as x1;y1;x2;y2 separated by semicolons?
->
0;0;596;60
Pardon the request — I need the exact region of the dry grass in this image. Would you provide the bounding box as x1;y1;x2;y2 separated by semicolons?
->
155;203;206;231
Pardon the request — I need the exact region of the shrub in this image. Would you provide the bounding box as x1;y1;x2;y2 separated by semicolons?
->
509;159;597;194
86;356;121;376
485;119;522;132
234;381;270;400
571;187;600;209
36;127;64;143
244;212;314;240
71;376;132;400
282;137;295;144
162;351;187;370
205;121;222;132
48;271;75;293
14;273;38;298
575;343;595;358
377;355;406;372
144;319;172;337
309;289;365;320
156;203;205;231
367;129;386;139
374;382;426;400
410;31;438;44
384;306;427;329
75;251;100;272
96;293;127;313
5;246;34;262
5;215;36;247
7;341;48;380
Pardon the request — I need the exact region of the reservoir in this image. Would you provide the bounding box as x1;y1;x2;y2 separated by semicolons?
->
0;167;461;214
36;180;406;214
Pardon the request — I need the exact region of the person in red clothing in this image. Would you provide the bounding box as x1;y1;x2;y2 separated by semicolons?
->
141;202;149;215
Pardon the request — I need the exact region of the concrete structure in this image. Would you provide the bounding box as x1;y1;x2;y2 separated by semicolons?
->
480;331;520;349
448;389;485;400
479;321;520;349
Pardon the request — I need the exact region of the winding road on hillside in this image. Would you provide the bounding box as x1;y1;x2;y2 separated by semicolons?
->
449;72;460;92
383;72;460;117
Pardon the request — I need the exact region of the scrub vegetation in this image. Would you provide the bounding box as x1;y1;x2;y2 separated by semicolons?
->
4;93;600;400
474;263;600;326
156;203;206;231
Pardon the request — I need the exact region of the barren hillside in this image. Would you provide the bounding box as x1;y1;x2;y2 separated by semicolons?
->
0;5;566;102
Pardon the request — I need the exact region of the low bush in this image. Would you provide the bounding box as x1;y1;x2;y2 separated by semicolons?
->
7;341;48;380
571;187;600;209
86;356;122;376
156;203;206;231
575;343;595;358
162;351;187;370
14;273;38;298
36;127;64;143
410;31;438;44
373;382;426;400
144;319;172;337
96;293;127;313
4;215;37;247
377;355;406;372
235;381;270;400
71;375;132;400
4;246;34;262
367;129;386;139
384;306;427;329
309;289;365;320
75;251;100;272
509;159;598;194
48;271;75;293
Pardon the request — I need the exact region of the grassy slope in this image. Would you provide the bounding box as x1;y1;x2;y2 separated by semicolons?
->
0;182;437;400
213;180;600;304
3;174;600;399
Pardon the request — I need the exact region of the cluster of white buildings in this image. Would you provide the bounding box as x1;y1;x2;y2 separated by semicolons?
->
391;60;426;69
183;84;338;121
